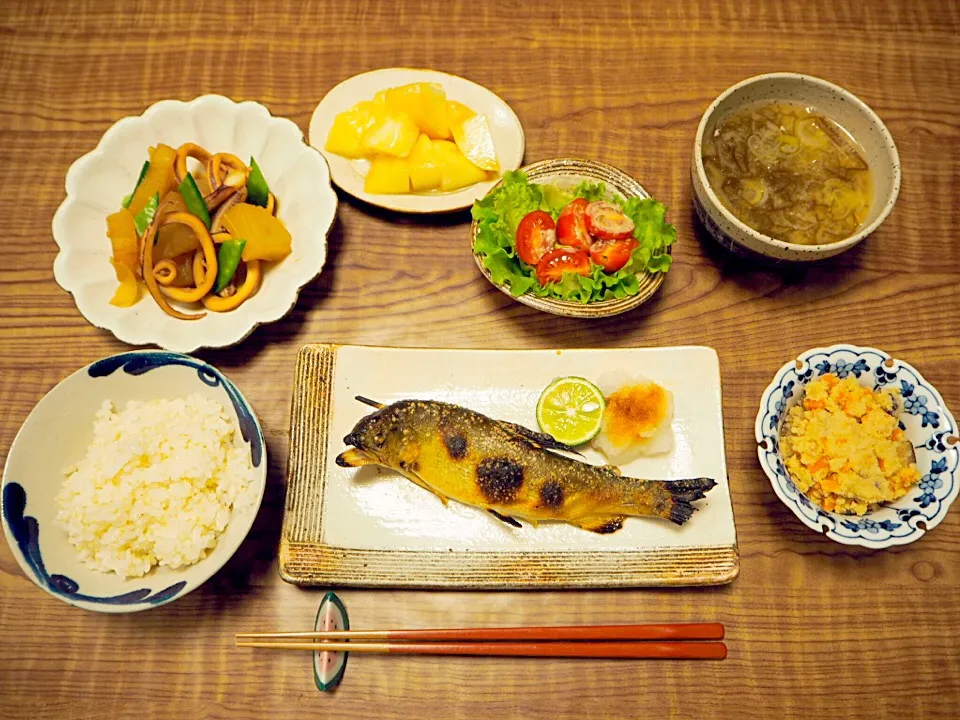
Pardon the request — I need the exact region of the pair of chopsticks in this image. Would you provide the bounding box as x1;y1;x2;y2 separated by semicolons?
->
236;623;727;659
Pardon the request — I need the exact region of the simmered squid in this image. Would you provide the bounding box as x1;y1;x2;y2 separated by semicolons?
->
105;143;291;319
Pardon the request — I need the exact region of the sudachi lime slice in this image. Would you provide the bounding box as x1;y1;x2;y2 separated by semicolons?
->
536;376;606;446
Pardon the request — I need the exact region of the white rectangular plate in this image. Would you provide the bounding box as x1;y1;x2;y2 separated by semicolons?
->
280;344;739;587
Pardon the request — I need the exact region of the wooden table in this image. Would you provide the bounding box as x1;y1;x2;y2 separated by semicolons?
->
2;1;958;717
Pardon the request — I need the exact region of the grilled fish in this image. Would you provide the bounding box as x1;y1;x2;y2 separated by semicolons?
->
335;397;717;534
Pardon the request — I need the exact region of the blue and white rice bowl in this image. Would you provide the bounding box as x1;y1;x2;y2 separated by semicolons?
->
756;344;958;548
1;351;266;612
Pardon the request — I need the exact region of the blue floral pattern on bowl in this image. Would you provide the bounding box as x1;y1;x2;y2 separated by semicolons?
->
755;345;959;548
3;482;187;606
89;351;263;467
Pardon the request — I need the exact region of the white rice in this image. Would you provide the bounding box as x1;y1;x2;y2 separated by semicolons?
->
55;394;254;579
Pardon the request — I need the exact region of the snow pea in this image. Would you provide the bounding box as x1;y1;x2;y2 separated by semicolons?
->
178;172;212;229
246;156;270;207
214;239;247;293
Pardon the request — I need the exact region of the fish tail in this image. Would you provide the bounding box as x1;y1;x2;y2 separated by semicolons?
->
627;478;717;526
662;478;717;525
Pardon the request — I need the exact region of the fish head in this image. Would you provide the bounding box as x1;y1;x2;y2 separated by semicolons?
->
341;404;410;465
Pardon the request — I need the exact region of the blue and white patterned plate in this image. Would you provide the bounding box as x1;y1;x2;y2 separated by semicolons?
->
756;344;958;548
0;351;266;612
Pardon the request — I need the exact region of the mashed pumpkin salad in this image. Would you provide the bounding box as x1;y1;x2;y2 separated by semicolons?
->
781;373;921;516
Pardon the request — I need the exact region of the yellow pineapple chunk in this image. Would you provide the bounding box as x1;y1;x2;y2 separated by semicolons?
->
362;111;420;158
365;156;411;194
408;134;442;192
433;141;488;191
325;101;385;159
447;100;475;127
452;113;499;171
385;83;451;140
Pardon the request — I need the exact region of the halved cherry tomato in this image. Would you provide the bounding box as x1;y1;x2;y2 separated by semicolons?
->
535;248;591;285
584;201;635;240
556;198;592;250
515;210;556;265
590;238;639;273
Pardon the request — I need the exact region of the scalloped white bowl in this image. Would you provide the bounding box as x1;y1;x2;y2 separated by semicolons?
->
53;95;337;352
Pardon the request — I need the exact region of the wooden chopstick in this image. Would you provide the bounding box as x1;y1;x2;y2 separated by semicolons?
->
236;622;724;643
236;639;727;660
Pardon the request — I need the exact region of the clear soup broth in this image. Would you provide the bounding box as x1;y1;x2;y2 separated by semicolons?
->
702;101;872;246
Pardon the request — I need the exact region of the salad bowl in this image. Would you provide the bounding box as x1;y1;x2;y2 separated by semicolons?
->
53;95;337;352
1;351;267;612
472;159;674;318
756;344;958;548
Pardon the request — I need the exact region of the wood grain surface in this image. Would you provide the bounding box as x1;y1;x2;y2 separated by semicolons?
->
1;0;958;718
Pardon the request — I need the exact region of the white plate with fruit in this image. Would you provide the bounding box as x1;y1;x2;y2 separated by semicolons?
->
309;68;525;213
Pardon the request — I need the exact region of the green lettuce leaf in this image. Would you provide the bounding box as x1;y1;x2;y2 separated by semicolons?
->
647;252;673;272
555;272;585;301
572;181;607;202
482;247;538;297
539;184;574;216
472;170;542;236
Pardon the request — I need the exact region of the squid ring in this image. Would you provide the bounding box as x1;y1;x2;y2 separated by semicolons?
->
174;143;212;184
202;260;261;312
208;153;248;191
152;259;179;286
158;213;217;303
141;214;204;321
192;248;207;287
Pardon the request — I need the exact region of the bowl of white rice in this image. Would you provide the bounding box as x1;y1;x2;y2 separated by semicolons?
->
1;351;266;612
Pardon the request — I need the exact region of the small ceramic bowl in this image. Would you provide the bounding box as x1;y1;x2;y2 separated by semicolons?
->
756;345;958;548
472;158;671;318
1;351;267;612
692;73;901;262
53;95;337;352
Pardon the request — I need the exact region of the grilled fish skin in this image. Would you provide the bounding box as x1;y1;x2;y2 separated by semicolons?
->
335;398;717;533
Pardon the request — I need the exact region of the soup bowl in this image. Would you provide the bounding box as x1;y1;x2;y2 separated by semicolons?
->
692;73;900;262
